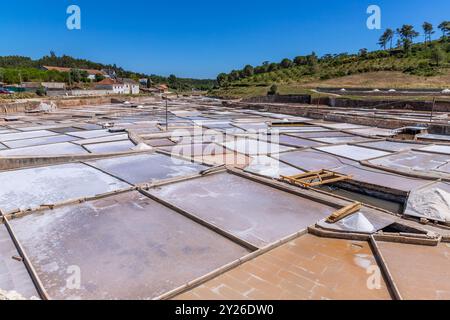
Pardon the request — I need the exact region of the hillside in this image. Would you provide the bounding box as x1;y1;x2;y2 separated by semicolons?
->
304;70;450;89
0;53;216;90
212;36;450;99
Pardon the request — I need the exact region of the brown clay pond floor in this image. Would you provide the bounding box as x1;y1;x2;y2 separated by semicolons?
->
174;234;391;300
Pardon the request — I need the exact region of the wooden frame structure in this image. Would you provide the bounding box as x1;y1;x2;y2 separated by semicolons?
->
280;170;352;188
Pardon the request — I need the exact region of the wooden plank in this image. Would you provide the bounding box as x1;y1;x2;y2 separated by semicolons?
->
326;202;362;223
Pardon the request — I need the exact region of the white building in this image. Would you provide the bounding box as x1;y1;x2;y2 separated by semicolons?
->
122;79;140;95
94;78;139;95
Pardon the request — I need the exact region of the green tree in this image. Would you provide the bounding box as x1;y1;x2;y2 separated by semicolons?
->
261;61;270;72
385;29;395;49
70;68;81;83
358;48;368;57
306;52;318;66
243;65;254;77
80;70;89;82
267;63;279;72
168;74;178;89
422;22;434;44
397;25;419;53
378;28;394;50
305;52;319;74
280;58;293;68
36;86;46;96
293;56;307;65
254;66;266;74
438;21;450;39
217;73;228;86
431;45;446;66
95;74;105;82
229;70;240;82
268;84;278;95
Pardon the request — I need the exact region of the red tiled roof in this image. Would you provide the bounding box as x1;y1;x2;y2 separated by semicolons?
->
43;66;106;75
96;78;118;85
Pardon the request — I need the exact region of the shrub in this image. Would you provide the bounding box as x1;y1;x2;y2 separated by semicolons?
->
268;84;278;95
35;86;46;96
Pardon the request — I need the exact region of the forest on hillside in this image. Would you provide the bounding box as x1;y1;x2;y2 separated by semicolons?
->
216;21;450;87
0;52;216;90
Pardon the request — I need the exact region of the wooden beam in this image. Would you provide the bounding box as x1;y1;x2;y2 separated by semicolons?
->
326;202;362;223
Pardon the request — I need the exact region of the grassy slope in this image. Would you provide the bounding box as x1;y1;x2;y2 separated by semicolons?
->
211;70;450;99
305;70;450;89
212;40;450;99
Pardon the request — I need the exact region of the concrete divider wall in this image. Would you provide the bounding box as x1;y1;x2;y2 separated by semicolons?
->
1;94;158;113
319;97;450;112
0;150;151;171
429;124;450;135
225;101;436;129
0;101;41;114
242;94;311;104
240;94;450;112
47;90;115;97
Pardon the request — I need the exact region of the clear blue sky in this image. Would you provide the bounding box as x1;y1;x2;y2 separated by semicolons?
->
2;0;449;78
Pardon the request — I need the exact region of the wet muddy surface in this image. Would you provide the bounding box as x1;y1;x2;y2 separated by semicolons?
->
377;241;450;300
147;172;335;247
175;234;390;300
9;191;249;299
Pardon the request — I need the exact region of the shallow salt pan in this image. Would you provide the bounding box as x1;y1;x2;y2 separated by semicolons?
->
8;191;249;299
419;145;450;155
67;129;121;139
0;142;88;156
87;153;207;184
368;151;450;173
313;136;372;144
0;163;130;214
244;155;302;179
316;145;390;161
147;172;335;247
0;130;58;142
3;134;79;149
357;140;424;152
83;140;135;153
72;134;129;145
220;138;294;156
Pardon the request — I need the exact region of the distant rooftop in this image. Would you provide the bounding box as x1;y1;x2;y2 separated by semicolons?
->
42;66;106;75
